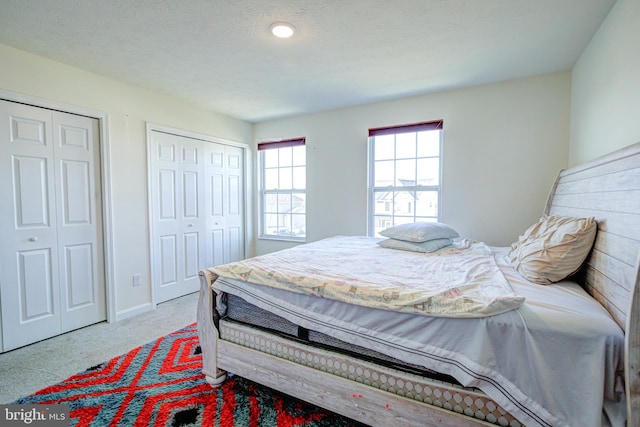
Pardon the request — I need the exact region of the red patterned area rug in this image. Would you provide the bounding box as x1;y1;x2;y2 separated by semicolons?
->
13;323;365;426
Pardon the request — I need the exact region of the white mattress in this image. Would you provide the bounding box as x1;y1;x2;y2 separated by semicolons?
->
211;236;525;317
212;247;626;427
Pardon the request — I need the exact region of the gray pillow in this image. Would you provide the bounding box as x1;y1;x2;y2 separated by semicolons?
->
379;222;459;242
378;238;453;253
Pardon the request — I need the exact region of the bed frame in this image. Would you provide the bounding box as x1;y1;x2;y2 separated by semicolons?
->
198;142;640;426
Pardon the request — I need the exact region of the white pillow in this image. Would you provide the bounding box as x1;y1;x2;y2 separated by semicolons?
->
508;215;597;284
378;238;452;253
379;222;459;243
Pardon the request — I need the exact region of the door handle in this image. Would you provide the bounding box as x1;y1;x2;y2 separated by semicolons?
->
28;236;38;242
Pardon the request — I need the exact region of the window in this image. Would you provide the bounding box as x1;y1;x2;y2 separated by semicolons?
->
368;120;443;237
259;137;306;240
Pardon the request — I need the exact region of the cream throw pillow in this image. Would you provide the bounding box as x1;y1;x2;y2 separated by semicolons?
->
508;215;597;284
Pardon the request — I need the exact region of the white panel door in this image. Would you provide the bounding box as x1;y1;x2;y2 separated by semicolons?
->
53;111;106;332
151;130;245;303
151;131;206;303
204;143;226;267
224;145;245;263
0;101;105;351
0;102;61;350
204;143;245;267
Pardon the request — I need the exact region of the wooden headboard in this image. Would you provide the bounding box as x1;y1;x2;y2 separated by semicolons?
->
544;141;640;426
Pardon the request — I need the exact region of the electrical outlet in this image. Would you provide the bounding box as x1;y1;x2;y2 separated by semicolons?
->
133;274;142;286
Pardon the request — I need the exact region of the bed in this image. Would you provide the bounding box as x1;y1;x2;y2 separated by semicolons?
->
197;142;640;427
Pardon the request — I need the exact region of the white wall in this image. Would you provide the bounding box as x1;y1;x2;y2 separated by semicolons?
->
570;0;640;166
254;72;571;254
0;43;252;319
0;37;581;316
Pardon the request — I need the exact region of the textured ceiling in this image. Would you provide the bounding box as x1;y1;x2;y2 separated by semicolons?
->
0;0;616;123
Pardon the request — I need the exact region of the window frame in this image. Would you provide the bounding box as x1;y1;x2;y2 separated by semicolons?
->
258;137;307;242
367;120;443;237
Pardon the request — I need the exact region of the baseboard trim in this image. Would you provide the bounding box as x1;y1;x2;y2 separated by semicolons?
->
115;302;154;321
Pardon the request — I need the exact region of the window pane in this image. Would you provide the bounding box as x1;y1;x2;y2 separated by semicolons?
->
292;145;306;166
415;191;438;217
393;216;414;227
277;193;292;214
292;166;305;189
279;167;292;189
264;149;278;168
278;213;291;235
417;131;440;157
374;160;394;186
374;135;394;160
292;193;306;214
264;213;278;235
264;193;278;213
393;190;415;217
291;214;306;237
373;215;392;236
395;159;416;183
417;158;439;186
279;147;292;167
264;168;278;189
396;133;416;159
374;191;393;215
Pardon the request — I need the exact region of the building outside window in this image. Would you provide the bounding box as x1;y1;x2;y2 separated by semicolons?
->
259;137;306;240
368;120;443;237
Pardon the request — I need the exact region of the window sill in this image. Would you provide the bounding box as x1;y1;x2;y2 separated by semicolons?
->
258;235;306;243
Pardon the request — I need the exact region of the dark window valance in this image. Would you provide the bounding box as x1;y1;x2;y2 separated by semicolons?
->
368;120;443;137
258;137;306;151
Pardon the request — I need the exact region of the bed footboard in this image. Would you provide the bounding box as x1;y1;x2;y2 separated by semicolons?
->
197;269;226;387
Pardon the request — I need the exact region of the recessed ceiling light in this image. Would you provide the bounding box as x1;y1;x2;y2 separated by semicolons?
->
270;22;296;38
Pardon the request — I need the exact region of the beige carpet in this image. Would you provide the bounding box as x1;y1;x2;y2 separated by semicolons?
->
0;292;198;403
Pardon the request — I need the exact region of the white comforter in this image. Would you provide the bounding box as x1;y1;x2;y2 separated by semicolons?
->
210;244;626;427
212;236;525;317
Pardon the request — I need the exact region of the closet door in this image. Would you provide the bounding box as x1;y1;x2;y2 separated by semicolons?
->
53;111;106;332
204;143;245;266
0;101;105;351
150;131;206;303
0;102;61;350
150;130;245;304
